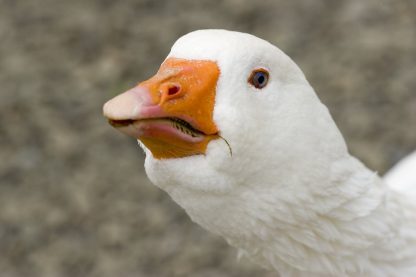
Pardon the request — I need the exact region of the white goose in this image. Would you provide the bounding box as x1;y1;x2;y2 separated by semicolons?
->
103;29;416;276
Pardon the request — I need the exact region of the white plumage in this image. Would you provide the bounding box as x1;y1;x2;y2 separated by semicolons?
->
385;151;416;198
104;30;416;276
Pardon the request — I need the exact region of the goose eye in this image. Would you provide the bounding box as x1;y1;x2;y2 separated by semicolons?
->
248;69;269;89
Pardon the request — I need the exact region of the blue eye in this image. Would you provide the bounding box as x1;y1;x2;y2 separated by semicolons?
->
248;69;269;89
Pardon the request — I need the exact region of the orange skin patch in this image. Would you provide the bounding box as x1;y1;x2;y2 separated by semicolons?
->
139;132;215;159
139;58;220;159
140;58;219;135
104;58;221;159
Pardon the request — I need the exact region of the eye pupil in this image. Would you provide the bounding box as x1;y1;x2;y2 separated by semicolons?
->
249;69;269;89
256;74;265;84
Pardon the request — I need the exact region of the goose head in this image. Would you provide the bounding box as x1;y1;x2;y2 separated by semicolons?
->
104;29;347;195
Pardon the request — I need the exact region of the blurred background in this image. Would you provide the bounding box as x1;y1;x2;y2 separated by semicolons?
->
1;0;415;276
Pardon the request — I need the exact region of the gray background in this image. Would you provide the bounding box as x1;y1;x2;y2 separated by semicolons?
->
1;0;415;276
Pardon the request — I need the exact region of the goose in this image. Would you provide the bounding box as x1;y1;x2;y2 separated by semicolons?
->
103;29;416;276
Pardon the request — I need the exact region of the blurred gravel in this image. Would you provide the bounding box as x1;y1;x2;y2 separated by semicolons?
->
1;0;415;276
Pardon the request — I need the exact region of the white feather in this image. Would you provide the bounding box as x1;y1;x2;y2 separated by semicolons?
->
384;151;416;197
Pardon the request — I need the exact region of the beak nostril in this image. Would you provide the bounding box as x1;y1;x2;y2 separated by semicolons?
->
167;85;180;96
159;83;183;103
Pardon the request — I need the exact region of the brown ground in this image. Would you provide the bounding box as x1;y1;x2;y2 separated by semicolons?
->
1;0;415;276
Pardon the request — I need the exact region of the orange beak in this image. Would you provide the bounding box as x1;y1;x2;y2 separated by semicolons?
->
103;58;220;159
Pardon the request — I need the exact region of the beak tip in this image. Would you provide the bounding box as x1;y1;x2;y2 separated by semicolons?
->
103;86;155;122
102;101;110;117
102;91;138;120
102;99;117;120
